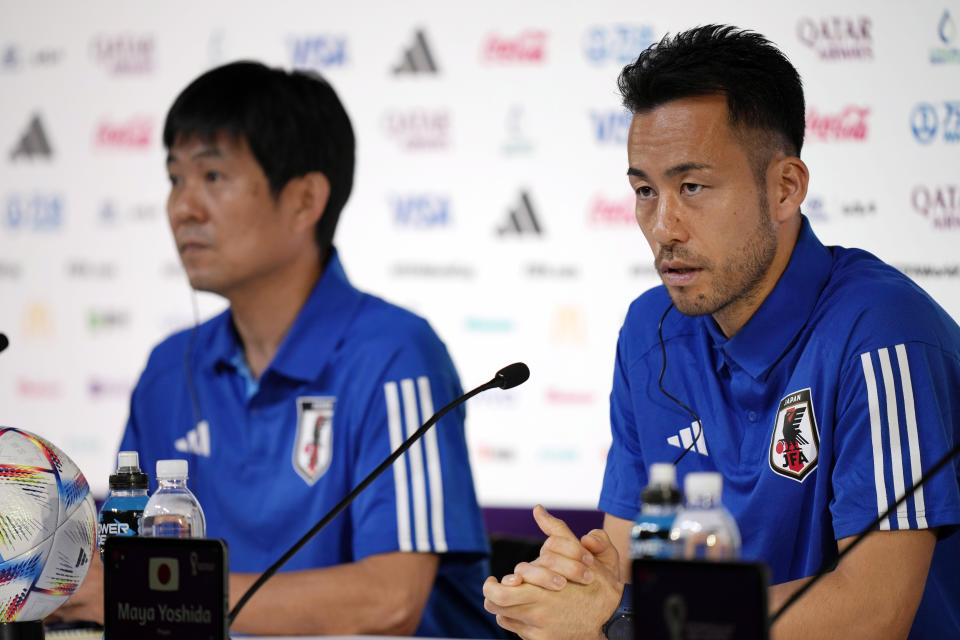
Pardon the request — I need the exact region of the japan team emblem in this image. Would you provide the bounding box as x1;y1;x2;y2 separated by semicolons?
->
292;396;335;485
768;388;820;482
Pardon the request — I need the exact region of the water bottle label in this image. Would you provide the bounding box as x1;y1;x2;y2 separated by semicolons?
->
98;510;143;538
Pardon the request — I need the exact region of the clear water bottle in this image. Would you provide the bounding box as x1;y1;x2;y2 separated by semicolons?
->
630;463;683;559
98;451;150;557
141;459;206;538
670;472;741;560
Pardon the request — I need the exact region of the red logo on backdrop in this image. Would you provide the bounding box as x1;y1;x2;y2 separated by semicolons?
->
769;388;820;482
482;30;548;63
382;109;450;151
17;378;62;398
587;195;636;226
912;184;960;229
796;16;873;60
806;106;869;141
95;118;152;149
90;35;154;74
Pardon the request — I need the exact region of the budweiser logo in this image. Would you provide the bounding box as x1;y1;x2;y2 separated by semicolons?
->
806;106;869;141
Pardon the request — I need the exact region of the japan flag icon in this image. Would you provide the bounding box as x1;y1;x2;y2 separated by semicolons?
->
148;557;180;591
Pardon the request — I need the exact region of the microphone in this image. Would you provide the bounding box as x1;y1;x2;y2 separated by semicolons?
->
228;362;531;625
0;333;8;354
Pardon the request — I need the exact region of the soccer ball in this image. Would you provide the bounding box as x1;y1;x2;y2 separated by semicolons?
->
0;427;96;621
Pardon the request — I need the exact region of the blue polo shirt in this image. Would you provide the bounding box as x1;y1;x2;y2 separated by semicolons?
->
600;217;960;638
120;250;500;638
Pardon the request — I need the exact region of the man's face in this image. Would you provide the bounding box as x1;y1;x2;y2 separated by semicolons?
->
166;133;313;298
627;94;779;331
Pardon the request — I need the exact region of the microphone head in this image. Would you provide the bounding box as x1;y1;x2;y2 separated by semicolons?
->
494;362;529;390
0;333;8;354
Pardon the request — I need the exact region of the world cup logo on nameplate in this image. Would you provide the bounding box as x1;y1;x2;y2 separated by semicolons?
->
768;388;820;482
293;397;335;485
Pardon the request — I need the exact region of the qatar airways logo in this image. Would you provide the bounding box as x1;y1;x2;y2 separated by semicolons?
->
481;30;548;63
90;34;154;74
587;195;635;226
912;184;960;229
796;16;873;60
805;106;869;142
382;109;450;151
94;117;152;149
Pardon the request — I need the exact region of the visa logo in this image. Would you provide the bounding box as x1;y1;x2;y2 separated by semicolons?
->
290;36;347;69
4;194;63;231
590;111;632;144
392;196;451;227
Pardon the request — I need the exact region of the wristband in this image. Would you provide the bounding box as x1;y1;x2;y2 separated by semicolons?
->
601;584;633;640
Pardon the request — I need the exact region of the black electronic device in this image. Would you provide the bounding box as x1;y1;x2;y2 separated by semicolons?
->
632;558;769;640
103;536;228;640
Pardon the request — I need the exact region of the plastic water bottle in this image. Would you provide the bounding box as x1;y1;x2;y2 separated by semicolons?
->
141;459;206;538
98;451;150;557
630;463;683;559
669;471;741;560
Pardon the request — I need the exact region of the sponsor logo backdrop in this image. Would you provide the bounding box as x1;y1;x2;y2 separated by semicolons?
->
1;1;959;509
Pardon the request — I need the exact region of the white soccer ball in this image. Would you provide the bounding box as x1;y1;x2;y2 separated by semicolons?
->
0;427;96;621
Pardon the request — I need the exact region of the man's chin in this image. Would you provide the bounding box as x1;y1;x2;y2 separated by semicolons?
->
666;289;718;317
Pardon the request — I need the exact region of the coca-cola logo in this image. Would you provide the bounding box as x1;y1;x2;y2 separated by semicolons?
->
587;195;635;226
912;185;960;229
796;17;873;60
95;117;152;149
806;106;870;141
481;30;547;63
17;378;62;398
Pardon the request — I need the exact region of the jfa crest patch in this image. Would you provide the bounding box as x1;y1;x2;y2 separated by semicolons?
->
292;396;335;485
768;388;820;482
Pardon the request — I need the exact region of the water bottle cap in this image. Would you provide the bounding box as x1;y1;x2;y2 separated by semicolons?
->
684;471;723;502
648;463;676;487
156;459;189;479
117;451;140;471
109;450;148;490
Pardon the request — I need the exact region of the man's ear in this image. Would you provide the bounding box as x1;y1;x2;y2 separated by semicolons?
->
285;172;330;233
769;155;809;223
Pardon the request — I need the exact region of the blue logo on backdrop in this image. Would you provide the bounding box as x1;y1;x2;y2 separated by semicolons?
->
583;25;655;65
392;196;451;227
4;194;63;231
590;110;632;144
2;44;20;69
911;102;960;143
288;35;348;70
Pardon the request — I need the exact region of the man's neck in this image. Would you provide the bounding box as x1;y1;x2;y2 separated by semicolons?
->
227;252;324;379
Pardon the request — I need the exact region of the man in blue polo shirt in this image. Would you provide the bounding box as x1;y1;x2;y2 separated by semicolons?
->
483;26;960;639
58;61;499;637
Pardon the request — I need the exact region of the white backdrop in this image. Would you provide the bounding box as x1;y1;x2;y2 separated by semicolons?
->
1;0;958;507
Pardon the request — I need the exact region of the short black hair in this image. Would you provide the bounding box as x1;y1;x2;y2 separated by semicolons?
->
618;25;805;173
163;61;355;255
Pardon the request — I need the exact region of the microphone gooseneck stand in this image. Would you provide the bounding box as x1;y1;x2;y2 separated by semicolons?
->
228;362;530;626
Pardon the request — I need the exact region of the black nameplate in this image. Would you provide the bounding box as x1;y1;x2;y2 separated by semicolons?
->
103;536;228;640
632;558;769;640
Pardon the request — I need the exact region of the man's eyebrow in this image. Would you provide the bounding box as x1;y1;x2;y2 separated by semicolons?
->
665;162;711;177
627;163;712;180
166;146;222;165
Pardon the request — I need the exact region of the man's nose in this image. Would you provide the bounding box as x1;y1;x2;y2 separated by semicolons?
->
168;181;205;226
650;193;688;247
